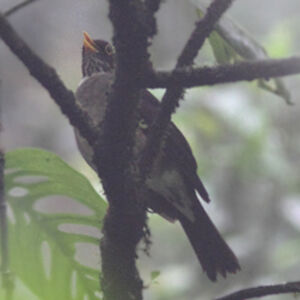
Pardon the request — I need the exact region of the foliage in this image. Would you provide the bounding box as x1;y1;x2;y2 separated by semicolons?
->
1;148;107;300
191;0;292;104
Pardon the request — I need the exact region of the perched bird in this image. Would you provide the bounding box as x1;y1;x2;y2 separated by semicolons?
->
74;32;240;281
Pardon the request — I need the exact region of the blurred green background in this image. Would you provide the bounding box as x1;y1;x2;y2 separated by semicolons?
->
1;0;300;299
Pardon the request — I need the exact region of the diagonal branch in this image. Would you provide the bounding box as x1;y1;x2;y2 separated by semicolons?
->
0;13;98;148
4;0;38;17
176;0;234;68
215;281;300;300
142;56;300;89
140;0;235;178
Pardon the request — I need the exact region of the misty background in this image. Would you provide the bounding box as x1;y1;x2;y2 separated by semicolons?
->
1;0;300;299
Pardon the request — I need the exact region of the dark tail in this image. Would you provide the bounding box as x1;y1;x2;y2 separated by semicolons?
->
179;203;240;281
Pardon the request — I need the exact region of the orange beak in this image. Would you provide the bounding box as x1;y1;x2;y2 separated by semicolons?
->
83;32;98;52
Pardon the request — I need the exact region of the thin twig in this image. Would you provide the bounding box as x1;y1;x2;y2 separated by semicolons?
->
141;56;300;89
140;0;235;178
4;0;38;17
215;281;300;300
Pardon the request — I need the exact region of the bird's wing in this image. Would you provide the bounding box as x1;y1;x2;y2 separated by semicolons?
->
139;90;210;203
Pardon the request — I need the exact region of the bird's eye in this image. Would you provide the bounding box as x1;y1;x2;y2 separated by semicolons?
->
105;44;114;55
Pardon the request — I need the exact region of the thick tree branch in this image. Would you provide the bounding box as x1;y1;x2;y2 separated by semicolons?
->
140;0;235;178
141;56;300;88
4;0;38;17
0;13;98;148
101;0;150;182
144;0;161;37
98;1;152;299
215;281;300;300
144;0;161;15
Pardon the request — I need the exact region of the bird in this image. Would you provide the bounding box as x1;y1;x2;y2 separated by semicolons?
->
74;32;240;281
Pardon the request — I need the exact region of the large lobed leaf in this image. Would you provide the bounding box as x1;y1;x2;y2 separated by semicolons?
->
2;148;107;300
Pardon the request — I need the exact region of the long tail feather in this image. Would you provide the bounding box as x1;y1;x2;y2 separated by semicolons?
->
179;204;240;281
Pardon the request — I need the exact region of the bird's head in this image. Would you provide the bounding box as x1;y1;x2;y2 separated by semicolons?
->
81;32;115;77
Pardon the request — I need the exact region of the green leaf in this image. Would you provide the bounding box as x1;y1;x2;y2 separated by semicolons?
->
208;31;238;64
3;148;107;300
191;0;292;104
150;270;160;281
196;7;237;64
